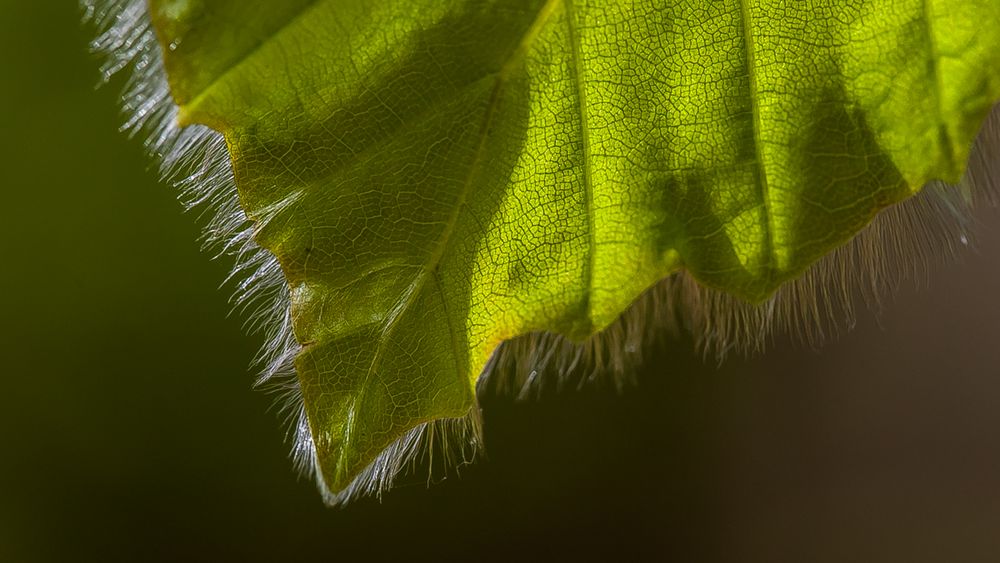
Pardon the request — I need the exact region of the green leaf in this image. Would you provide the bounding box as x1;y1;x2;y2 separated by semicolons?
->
147;0;1000;493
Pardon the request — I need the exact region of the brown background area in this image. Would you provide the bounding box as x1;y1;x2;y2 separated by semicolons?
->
2;3;1000;561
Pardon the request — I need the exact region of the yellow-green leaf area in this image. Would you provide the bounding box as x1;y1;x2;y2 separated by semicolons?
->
149;0;1000;493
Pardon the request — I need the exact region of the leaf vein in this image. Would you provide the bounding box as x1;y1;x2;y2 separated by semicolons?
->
563;0;597;330
737;0;776;276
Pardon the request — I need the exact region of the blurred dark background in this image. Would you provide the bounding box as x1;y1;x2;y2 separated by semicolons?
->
4;3;1000;562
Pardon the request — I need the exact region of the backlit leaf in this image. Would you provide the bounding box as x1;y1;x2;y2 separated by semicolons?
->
124;0;1000;496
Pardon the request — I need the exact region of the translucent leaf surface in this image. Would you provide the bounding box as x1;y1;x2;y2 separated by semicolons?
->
147;0;1000;493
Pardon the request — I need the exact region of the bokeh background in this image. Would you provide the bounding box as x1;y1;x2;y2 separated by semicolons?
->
3;3;1000;561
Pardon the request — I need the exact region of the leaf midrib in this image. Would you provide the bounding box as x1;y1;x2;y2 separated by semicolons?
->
334;0;565;485
922;0;956;174
737;0;776;281
563;0;596;331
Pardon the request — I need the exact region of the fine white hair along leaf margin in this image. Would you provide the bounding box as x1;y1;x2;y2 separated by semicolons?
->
83;0;326;499
84;0;1000;505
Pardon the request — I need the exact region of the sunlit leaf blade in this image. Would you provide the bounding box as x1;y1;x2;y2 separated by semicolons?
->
148;0;1000;493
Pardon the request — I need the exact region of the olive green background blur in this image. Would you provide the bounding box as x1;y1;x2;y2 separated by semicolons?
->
4;3;1000;562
